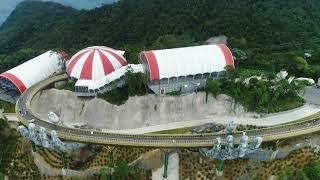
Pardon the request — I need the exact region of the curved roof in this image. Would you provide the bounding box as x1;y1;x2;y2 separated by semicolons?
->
140;44;234;81
67;46;127;80
0;51;64;93
75;64;144;90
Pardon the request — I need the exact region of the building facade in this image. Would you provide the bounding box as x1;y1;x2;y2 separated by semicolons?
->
139;44;234;95
0;51;65;102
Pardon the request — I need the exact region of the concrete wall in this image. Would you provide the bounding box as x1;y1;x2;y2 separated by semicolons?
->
31;89;257;130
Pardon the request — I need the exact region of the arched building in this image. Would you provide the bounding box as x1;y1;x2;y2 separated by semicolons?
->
67;46;143;96
139;44;234;95
0;51;65;102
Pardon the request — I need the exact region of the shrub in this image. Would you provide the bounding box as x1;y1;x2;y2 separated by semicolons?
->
112;160;128;180
206;80;221;97
303;161;320;179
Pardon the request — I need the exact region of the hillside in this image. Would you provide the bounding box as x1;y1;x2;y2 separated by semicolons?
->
0;0;320;76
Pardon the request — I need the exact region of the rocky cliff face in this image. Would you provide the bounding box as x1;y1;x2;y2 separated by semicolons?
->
31;89;257;130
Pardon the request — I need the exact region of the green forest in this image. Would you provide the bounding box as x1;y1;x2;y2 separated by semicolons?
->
0;0;320;112
0;0;320;73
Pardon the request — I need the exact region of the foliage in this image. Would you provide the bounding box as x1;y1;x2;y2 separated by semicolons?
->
98;87;129;106
222;69;305;113
100;168;110;180
206;80;221;97
151;34;196;49
278;166;308;180
112;160;128;180
303;161;320;180
166;91;181;96
0;0;320;79
56;81;75;91
228;69;266;80
0;0;318;112
0;100;15;113
0;172;4;180
0;48;45;73
98;71;148;105
125;70;148;96
123;44;145;64
278;161;320;180
232;48;247;67
0;118;17;173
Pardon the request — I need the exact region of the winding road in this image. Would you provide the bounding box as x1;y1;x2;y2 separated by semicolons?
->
16;74;320;147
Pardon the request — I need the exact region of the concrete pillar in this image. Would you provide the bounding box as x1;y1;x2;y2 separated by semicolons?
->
152;153;179;180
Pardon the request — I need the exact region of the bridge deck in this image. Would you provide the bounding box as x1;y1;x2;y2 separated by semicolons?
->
16;74;320;147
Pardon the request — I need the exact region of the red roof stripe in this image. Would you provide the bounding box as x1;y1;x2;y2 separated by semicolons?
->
97;50;115;75
67;50;91;74
80;51;95;80
101;49;127;66
217;44;235;68
143;51;160;80
0;72;26;93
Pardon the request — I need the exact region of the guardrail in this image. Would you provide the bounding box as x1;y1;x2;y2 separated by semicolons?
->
15;74;320;147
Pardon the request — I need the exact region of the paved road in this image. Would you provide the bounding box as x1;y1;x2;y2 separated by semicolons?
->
4;113;18;121
15;74;320;147
304;87;320;105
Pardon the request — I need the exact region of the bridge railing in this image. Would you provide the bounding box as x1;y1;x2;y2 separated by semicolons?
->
15;73;320;147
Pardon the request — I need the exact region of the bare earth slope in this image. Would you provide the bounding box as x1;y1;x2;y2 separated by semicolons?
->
31;89;257;130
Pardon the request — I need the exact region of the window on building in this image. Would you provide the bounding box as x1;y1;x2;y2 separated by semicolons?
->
186;75;193;81
194;74;202;79
160;78;169;84
211;72;218;78
203;73;210;78
169;77;177;83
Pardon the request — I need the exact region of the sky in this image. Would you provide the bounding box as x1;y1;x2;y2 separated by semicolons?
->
0;0;116;25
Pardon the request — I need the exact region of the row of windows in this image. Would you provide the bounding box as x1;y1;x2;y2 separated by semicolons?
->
154;71;226;84
75;78;126;93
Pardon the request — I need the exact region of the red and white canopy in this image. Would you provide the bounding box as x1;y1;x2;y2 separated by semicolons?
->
140;44;234;81
0;51;64;93
67;46;127;80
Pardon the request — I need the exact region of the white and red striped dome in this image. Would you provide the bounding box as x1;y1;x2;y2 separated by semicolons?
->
67;46;127;80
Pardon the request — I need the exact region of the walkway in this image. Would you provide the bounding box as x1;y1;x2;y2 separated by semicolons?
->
4;113;18;122
106;104;320;134
304;87;320;105
14;74;320;147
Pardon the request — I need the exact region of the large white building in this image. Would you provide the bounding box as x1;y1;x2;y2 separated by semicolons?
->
139;44;234;95
0;51;65;102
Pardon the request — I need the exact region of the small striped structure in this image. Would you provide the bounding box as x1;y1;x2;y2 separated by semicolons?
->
67;46;127;81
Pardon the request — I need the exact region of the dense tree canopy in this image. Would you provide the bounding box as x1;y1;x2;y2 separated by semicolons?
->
0;0;320;75
0;0;319;110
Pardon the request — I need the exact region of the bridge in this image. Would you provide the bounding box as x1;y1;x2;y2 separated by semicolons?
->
15;74;320;147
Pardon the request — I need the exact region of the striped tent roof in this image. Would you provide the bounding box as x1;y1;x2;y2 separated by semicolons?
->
140;44;234;81
67;46;127;80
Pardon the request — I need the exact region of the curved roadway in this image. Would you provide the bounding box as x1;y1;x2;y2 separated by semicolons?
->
16;74;320;147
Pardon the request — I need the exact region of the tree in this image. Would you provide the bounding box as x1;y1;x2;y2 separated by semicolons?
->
151;35;195;49
278;166;308;180
112;160;128;180
100;168;110;180
232;48;247;67
206;80;221;97
303;161;320;179
125;69;148;96
123;44;145;64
